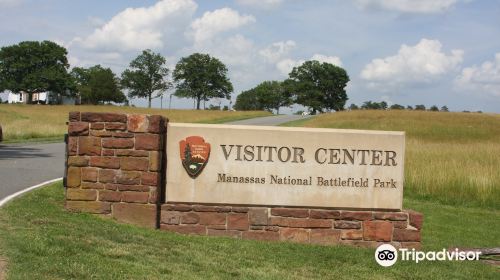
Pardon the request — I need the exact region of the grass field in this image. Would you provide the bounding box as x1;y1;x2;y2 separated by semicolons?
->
0;182;498;279
283;110;500;209
0;104;271;143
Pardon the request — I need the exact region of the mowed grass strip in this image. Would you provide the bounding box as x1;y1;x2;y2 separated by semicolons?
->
0;104;271;143
0;183;498;279
283;110;500;209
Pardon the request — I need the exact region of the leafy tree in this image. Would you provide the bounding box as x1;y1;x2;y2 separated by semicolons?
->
349;104;359;110
234;88;263;111
0;40;74;103
286;60;349;114
361;101;386;110
173;53;233;110
415;104;426;111
121;49;171;108
258;81;292;114
234;81;292;113
184;144;192;161
406;105;414;110
440;105;449;112
379;101;388;110
390;104;405;110
71;65;126;105
430;105;439;111
361;101;375;109
71;67;91;102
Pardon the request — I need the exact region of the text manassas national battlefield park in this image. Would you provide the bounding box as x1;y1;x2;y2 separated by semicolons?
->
216;144;399;188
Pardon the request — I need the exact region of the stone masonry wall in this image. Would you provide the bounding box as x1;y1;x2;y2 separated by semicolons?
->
64;111;424;248
160;204;423;249
65;112;167;228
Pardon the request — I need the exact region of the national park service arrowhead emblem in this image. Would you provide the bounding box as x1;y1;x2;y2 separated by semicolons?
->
179;136;211;178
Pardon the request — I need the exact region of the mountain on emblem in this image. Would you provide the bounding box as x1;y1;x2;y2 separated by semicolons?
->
179;136;211;178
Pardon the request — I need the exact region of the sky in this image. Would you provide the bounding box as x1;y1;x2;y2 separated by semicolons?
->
0;0;499;113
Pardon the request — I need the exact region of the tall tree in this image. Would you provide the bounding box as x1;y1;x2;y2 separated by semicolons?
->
256;81;292;114
173;53;233;110
121;49;171;108
71;65;126;105
70;67;91;103
234;81;292;113
286;60;349;114
0;40;74;103
234;88;263;111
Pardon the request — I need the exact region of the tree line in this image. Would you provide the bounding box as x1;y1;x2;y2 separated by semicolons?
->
0;40;351;112
0;41;232;109
349;101;449;112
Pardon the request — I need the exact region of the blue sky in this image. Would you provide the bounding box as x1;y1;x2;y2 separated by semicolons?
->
1;0;499;112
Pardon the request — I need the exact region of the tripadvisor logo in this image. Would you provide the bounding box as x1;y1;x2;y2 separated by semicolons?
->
375;244;398;267
374;244;482;267
180;136;211;178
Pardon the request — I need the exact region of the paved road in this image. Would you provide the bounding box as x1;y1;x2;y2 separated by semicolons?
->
0;114;311;201
0;142;65;199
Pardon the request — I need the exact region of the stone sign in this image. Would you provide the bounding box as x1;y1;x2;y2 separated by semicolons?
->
166;123;405;210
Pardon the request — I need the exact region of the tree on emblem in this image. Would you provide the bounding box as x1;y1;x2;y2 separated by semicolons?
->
184;143;192;165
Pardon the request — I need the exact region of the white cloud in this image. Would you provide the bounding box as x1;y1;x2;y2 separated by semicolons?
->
73;0;197;51
236;0;284;9
182;7;260;90
455;53;500;96
259;40;296;63
276;54;343;75
276;58;301;76
188;8;255;43
185;32;261;89
356;0;458;13
194;34;255;66
361;39;463;88
311;54;343;67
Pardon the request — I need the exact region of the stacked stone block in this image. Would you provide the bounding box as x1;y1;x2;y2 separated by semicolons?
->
65;112;166;228
160;204;423;248
64;111;424;248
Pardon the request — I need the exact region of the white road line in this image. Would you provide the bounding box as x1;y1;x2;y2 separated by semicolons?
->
0;178;63;207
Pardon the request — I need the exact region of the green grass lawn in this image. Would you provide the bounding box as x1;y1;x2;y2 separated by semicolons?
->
0;182;498;279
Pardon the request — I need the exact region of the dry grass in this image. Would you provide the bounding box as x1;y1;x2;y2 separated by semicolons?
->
0;257;6;280
0;104;270;142
284;110;500;208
